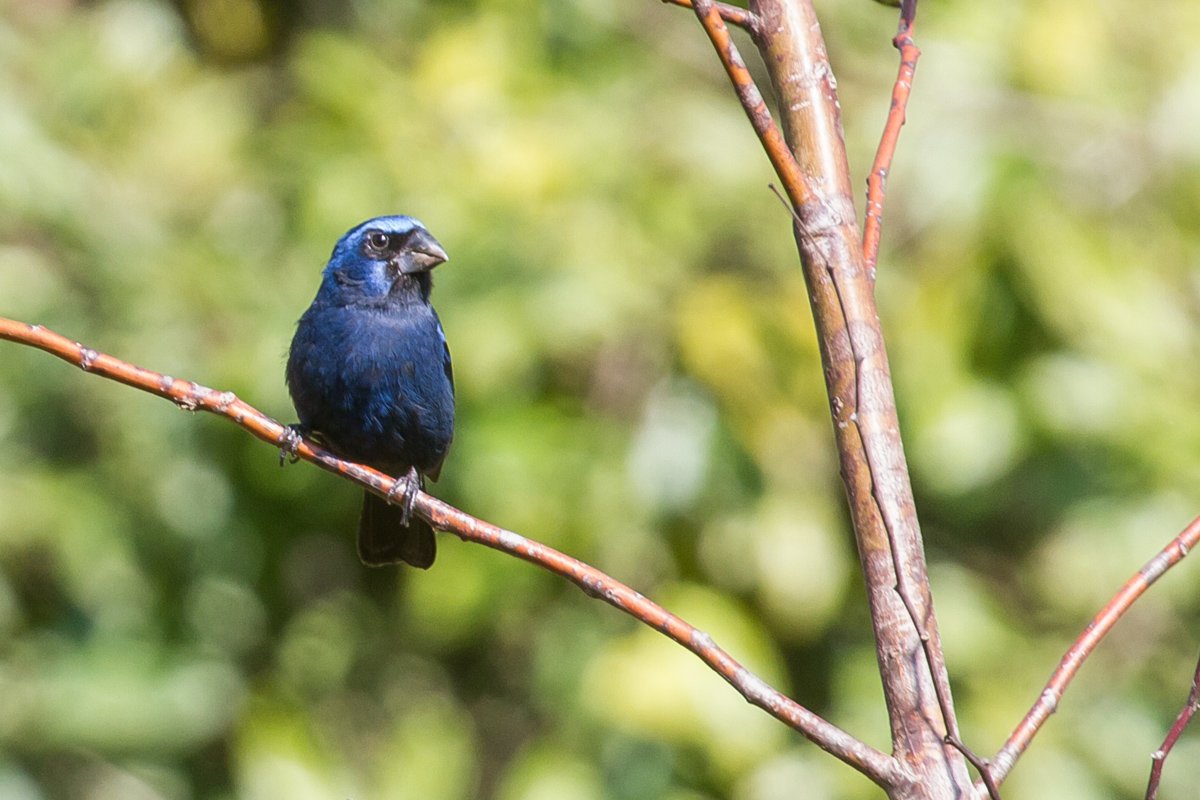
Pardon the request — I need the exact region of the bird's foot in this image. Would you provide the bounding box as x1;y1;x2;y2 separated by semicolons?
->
278;424;308;466
386;467;421;527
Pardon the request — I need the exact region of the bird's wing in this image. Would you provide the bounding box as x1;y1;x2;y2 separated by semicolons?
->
422;310;453;484
437;314;454;398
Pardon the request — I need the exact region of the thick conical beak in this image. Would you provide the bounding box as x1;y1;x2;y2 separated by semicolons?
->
399;229;449;273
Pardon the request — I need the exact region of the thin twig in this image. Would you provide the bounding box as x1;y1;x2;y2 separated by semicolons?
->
661;0;758;34
1146;650;1200;799
862;0;920;276
689;0;811;208
0;315;905;789
991;514;1200;786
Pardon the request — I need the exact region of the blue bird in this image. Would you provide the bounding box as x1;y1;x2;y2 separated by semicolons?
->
286;215;455;568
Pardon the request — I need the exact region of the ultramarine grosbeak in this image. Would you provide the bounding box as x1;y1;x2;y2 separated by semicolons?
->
286;215;455;568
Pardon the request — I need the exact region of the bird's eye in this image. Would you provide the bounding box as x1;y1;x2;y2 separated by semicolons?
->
365;232;390;254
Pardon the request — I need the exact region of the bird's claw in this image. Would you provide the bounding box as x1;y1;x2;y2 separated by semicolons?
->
278;424;306;466
386;467;421;527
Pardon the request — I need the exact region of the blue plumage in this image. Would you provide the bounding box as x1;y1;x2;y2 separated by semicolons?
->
287;216;455;568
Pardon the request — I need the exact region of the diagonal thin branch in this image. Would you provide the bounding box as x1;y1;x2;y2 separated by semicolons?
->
991;514;1200;786
862;0;920;275
661;0;758;33
689;0;811;208
0;315;904;789
1146;649;1200;799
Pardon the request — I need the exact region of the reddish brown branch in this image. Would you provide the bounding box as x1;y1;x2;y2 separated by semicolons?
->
425;493;901;785
662;0;757;33
991;515;1200;786
1146;650;1200;799
862;0;920;275
0;315;903;789
689;0;811;208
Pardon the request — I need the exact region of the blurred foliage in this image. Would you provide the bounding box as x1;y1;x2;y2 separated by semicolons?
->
0;0;1199;798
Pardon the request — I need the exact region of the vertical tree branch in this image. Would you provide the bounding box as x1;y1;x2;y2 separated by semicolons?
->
863;0;920;274
685;0;976;795
682;2;1196;796
746;1;974;796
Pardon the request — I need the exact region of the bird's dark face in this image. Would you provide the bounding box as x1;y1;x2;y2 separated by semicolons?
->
322;216;448;301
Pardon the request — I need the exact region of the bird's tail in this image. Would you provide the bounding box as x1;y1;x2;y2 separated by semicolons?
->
357;491;436;568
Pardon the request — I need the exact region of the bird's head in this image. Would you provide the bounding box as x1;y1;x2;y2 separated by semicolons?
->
321;215;448;302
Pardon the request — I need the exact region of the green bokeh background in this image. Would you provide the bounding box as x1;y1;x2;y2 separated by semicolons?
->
1;0;1199;798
